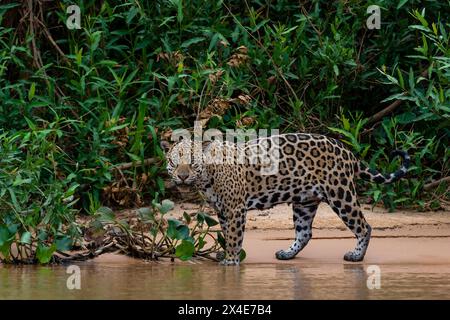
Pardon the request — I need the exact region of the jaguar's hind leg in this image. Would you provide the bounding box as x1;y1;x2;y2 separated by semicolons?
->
329;195;372;262
275;200;319;260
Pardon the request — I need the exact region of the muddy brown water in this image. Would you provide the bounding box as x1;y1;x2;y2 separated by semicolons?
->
1;260;450;299
1;232;450;299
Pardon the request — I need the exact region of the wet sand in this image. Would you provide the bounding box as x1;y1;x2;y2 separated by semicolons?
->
245;230;450;265
173;202;450;264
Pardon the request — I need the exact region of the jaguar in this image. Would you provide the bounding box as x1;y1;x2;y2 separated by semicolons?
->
162;133;409;265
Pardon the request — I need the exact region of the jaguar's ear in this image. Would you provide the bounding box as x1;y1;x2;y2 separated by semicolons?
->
160;140;171;153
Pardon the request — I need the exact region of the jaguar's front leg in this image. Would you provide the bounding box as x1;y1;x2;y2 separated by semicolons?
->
220;206;247;266
216;210;228;261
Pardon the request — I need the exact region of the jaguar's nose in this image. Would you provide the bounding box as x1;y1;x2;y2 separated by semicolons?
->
177;172;190;182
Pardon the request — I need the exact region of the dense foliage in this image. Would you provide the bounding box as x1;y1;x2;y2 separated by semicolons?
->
0;0;449;263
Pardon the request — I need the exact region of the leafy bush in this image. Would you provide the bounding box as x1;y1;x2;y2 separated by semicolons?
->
0;128;79;263
88;198;224;261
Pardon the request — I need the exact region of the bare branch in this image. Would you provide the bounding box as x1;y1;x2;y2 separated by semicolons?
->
111;158;159;171
367;67;430;124
424;176;450;191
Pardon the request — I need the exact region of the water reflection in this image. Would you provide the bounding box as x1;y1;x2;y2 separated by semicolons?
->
1;259;450;299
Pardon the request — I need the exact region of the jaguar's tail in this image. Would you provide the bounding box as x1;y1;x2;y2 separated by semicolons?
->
357;150;410;184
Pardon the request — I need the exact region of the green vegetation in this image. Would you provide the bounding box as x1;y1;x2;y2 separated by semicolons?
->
0;0;449;263
88;199;224;262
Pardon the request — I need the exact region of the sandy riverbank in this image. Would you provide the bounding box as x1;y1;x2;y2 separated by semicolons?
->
109;202;450;265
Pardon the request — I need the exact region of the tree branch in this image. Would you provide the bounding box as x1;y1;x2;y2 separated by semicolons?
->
111;158;159;171
367;67;429;124
423;176;450;191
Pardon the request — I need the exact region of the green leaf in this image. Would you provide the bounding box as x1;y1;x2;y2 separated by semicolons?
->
7;223;19;235
342;115;350;131
176;225;190;240
0;242;11;261
175;240;195;261
55;236;72;251
284;71;299;80
239;249;247;262
360;145;371;159
0;225;13;246
414;10;429;28
421;34;428;54
197;212;219;227
197;237;206;250
431;22;438;35
373;190;381;202
96;207;115;222
381;121;394;146
28;82;36;101
183;212;191;224
408;67;415;91
217;232;226;249
208;33;220;52
37;230;48;241
20;231;32;244
125;152;141;163
75;48;83;65
89;31;102;52
7;188;20;211
327;127;358;150
177;0;183;23
0;2;20;10
397;0;408;9
384;73;399;85
181;37;205;48
333;65;339;77
185;236;195;244
438;105;450;113
197;213;204;224
137;207;155;221
160;199;175;214
397;69;405;89
36;243;57;264
64;183;80;197
167;219;189;240
126;6;139;24
393;197;411;203
413;112;436;122
396;112;416;124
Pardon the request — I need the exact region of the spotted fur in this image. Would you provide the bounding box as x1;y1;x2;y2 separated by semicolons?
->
164;133;410;265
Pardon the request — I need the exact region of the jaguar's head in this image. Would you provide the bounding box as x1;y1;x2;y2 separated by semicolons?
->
161;139;204;186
